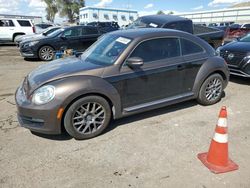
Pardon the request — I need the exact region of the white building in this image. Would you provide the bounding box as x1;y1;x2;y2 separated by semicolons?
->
79;6;138;26
176;6;250;24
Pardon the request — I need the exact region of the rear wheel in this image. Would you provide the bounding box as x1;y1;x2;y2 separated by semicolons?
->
38;46;54;61
64;96;111;140
197;74;224;105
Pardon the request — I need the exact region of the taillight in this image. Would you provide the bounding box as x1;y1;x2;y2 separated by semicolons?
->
32;26;36;33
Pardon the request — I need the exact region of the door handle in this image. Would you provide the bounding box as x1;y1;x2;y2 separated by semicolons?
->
177;64;185;71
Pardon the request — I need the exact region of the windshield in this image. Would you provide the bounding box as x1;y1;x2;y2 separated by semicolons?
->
47;28;64;37
81;34;132;65
43;27;60;35
239;34;250;42
127;18;160;29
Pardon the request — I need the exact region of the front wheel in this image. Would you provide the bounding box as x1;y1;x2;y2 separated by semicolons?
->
64;96;111;140
197;74;224;105
38;46;54;61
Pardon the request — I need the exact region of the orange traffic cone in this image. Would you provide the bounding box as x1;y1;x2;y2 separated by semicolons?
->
197;106;239;174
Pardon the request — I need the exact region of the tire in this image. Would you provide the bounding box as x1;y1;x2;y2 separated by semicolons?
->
38;46;55;61
64;96;111;140
197;73;224;106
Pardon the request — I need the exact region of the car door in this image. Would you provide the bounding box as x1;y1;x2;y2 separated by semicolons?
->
116;37;185;109
0;19;15;41
180;38;208;94
60;27;83;50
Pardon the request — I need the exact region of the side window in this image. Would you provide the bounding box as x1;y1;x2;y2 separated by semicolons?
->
181;39;204;55
130;38;180;63
63;28;82;37
83;27;99;35
0;20;14;27
17;20;31;27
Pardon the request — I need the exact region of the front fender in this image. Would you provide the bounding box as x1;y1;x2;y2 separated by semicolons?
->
193;56;229;97
51;75;122;119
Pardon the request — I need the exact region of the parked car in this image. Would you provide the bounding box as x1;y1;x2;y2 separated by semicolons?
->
15;28;229;139
19;25;101;61
87;21;120;33
217;34;250;77
226;23;250;41
15;26;61;47
0;18;35;42
127;15;225;49
35;23;54;33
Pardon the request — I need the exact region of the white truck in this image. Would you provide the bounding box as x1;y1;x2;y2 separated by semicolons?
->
0;18;35;42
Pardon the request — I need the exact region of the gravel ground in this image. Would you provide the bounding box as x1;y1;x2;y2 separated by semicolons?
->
0;45;250;188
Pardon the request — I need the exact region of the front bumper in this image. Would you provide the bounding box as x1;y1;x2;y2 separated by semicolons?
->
19;44;38;58
228;59;250;78
15;86;62;135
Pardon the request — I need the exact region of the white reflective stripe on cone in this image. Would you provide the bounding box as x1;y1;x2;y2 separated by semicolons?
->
213;133;228;143
217;118;227;127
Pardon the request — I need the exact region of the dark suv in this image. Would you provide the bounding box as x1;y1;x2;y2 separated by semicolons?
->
16;28;229;139
19;25;101;61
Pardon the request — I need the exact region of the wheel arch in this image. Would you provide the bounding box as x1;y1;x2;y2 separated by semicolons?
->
49;75;122;132
12;33;25;41
192;56;229;97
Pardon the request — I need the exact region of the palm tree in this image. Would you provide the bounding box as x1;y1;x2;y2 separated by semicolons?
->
43;0;58;23
56;0;85;23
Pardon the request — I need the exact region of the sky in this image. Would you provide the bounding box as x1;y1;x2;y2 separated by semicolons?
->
0;0;248;22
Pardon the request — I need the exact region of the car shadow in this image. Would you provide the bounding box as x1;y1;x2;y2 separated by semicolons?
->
24;58;42;62
30;131;72;141
104;100;198;134
0;43;16;46
230;75;250;85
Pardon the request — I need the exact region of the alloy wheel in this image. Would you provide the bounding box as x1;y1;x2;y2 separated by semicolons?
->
205;78;222;101
40;47;54;61
72;102;105;135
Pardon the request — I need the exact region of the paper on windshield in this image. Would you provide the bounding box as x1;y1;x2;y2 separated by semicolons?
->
116;37;131;44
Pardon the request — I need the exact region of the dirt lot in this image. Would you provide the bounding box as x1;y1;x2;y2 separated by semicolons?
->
0;45;250;188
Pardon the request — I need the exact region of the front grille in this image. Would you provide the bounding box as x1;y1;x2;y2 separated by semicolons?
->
220;50;246;66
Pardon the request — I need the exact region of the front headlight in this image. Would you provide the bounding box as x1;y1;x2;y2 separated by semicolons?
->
32;85;55;105
28;41;39;47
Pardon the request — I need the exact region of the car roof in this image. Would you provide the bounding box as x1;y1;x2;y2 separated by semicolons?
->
63;25;98;29
110;28;188;40
140;15;190;25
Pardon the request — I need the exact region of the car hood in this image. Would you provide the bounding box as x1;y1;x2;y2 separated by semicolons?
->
22;34;48;43
27;57;106;93
221;41;250;52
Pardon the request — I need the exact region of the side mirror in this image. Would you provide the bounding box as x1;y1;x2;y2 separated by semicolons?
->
60;35;67;40
126;57;144;68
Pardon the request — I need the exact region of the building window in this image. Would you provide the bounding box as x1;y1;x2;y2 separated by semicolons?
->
121;15;126;21
104;14;109;20
93;13;98;19
113;15;118;20
129;16;134;21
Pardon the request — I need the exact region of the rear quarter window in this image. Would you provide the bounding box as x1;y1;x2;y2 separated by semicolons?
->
181;39;204;55
0;20;14;27
17;20;32;27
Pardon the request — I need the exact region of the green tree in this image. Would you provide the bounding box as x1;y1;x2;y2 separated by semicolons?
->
56;0;85;23
167;11;174;15
43;0;58;23
157;10;165;15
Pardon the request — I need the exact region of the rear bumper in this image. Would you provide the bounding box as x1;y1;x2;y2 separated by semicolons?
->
15;86;62;135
